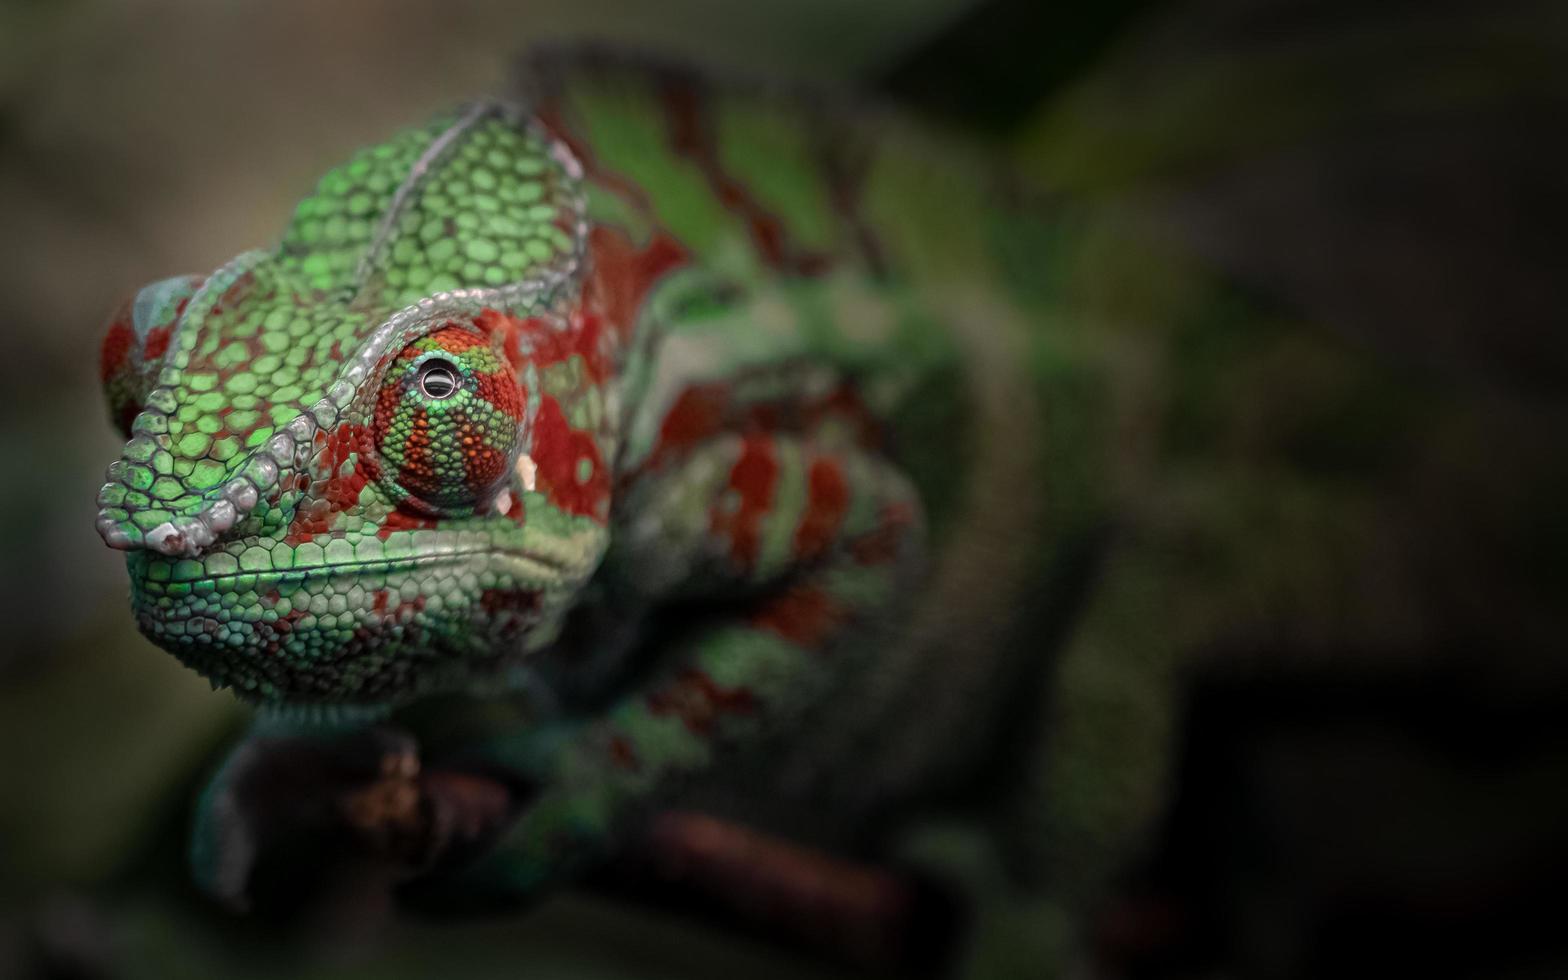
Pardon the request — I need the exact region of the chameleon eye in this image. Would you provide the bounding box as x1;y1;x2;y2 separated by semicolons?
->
372;324;525;515
100;275;202;437
418;360;459;400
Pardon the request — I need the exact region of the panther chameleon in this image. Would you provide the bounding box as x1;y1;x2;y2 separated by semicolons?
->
94;47;1291;975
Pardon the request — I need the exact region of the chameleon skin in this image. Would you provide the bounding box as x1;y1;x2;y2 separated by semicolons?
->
97;52;1163;966
97;105;608;702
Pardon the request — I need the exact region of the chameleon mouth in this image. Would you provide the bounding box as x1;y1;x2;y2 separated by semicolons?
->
129;548;571;591
125;546;575;704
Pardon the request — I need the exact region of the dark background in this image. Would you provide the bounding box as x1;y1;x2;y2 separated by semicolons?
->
1;0;1564;976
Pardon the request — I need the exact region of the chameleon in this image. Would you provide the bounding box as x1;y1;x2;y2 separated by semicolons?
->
91;46;1384;974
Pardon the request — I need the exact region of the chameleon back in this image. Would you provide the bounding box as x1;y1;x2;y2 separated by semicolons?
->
510;49;1065;816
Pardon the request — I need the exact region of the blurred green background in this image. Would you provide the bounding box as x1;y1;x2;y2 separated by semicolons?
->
2;0;1565;977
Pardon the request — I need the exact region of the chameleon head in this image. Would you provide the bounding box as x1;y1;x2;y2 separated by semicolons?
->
93;103;615;706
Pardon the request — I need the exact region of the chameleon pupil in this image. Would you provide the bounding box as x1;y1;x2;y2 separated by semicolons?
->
419;361;459;399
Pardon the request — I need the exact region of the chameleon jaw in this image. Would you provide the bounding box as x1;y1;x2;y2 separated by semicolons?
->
127;545;573;705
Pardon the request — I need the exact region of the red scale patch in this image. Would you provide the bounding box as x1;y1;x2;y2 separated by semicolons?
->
531;395;610;522
99;316;134;384
793;456;850;561
478;588;545;645
474;369;523;418
751;584;846;649
660;78;831;277
584;226;689;351
647;668;758;736
285;423;377;545
378;508;440;539
475;308;533;372
398;407;438;499
538;103;657;217
478;588;542;616
712;434;779;569
642;381;883;482
517;308;610;383
142;324;172;363
424;324;487;353
649;383;731;468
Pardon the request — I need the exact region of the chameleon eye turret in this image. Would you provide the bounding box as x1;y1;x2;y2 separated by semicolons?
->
371;323;526;515
99;276;202;437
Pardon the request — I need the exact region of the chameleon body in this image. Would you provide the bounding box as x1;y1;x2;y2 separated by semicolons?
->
97;52;1182;969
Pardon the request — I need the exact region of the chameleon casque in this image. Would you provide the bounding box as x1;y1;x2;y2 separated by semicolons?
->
94;49;1203;972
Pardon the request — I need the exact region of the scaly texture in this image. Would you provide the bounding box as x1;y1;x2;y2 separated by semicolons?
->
95;50;1356;974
